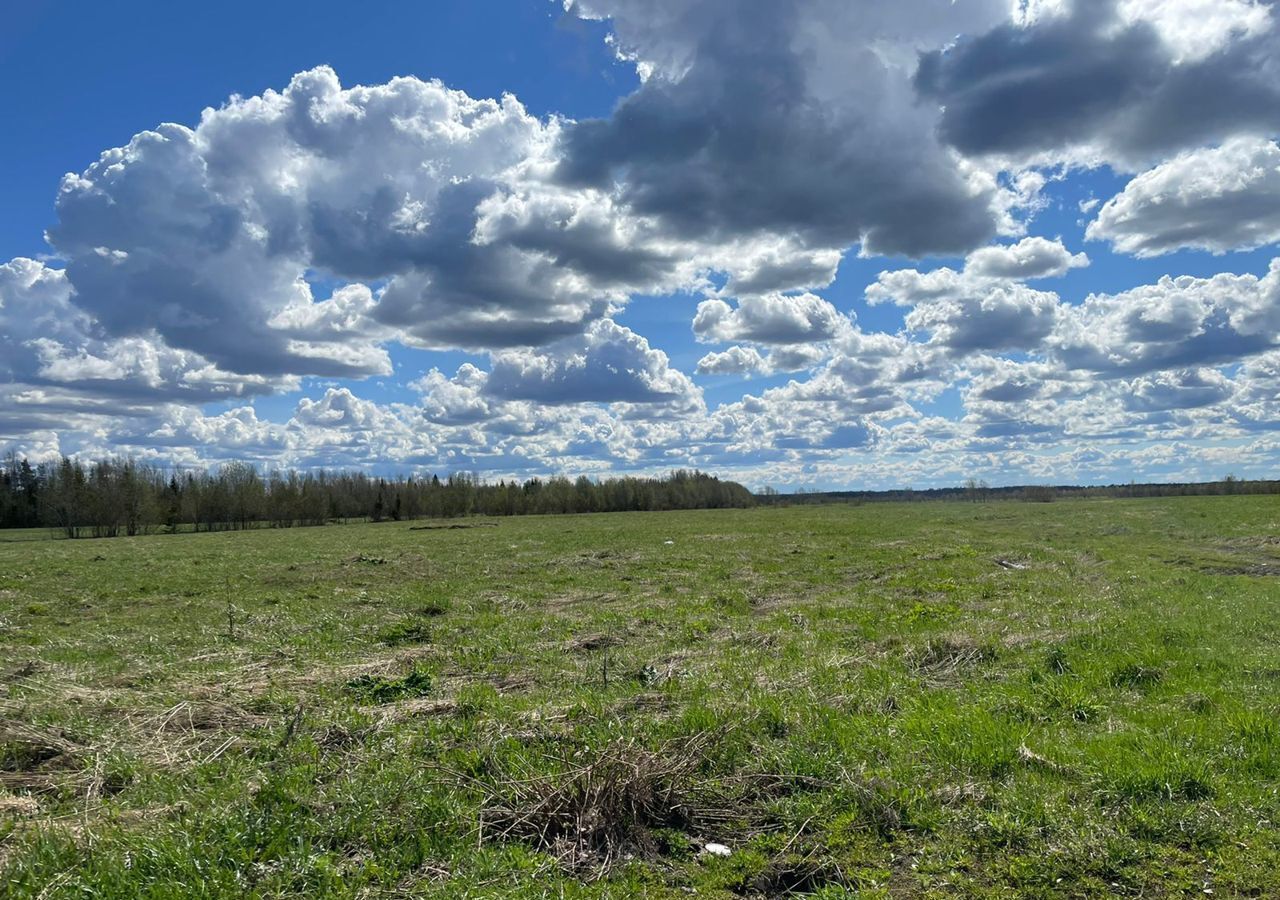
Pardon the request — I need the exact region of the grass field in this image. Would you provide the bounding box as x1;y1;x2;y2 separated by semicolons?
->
2;497;1279;898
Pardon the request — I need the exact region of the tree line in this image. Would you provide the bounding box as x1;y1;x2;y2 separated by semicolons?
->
0;455;755;537
755;476;1280;506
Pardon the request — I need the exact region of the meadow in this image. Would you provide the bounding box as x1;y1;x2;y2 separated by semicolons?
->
1;496;1278;898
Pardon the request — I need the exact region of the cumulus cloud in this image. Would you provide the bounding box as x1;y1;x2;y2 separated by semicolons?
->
965;236;1089;279
916;0;1280;168
693;292;846;345
1117;0;1273;64
1087;138;1280;256
695;346;769;376
904;283;1061;354
1122;368;1235;412
1051;261;1280;375
0;258;287;415
49;69;591;367
485;319;699;406
561;0;1008;258
766;344;828;373
866;261;1063;355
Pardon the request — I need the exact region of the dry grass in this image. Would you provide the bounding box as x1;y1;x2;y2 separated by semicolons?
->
452;730;736;875
907;634;998;681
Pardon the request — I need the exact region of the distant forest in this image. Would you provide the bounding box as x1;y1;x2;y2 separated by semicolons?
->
1;455;1275;537
0;456;754;537
757;477;1280;505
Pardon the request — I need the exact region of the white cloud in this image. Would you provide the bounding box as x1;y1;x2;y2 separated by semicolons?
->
1122;368;1235;412
0;258;289;412
486;319;700;407
1087;138;1280;256
695;346;769;376
766;344;828;373
965;236;1089;279
866;263;1062;354
1117;0;1272;64
1051;260;1280;374
693;292;846;345
49;69;584;368
904;283;1061;353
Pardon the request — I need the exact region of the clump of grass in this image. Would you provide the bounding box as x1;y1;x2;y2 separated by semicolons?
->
417;599;450;617
1035;677;1102;723
1092;737;1215;802
846;775;931;837
912;704;1021;779
378;620;433;646
1227;709;1280;775
0;719;81;777
464;730;732;873
909;635;997;678
345;665;434;704
1044;645;1071;675
903;600;961;625
1108;659;1164;690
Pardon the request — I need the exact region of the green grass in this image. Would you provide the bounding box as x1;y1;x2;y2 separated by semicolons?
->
1;496;1278;897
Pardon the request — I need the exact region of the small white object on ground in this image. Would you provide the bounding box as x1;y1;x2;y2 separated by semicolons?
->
663;539;675;545
702;842;731;857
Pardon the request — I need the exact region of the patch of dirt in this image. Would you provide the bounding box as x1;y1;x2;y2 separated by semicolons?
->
738;854;851;897
1171;548;1280;577
1200;563;1280;577
565;633;623;652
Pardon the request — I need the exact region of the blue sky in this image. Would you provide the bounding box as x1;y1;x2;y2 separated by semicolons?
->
2;0;1280;490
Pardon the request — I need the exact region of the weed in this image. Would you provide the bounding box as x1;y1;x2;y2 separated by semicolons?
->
377;620;433;646
345;665;434;704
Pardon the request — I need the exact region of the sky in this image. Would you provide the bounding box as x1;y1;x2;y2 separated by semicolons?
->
2;0;1280;491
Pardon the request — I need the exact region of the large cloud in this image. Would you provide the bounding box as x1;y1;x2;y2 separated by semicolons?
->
410;319;701;427
916;0;1280;168
0;258;285;416
695;346;769;376
1051;260;1280;375
1087;138;1280;256
965;236;1089;279
560;0;1009;258
48;69;580;368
